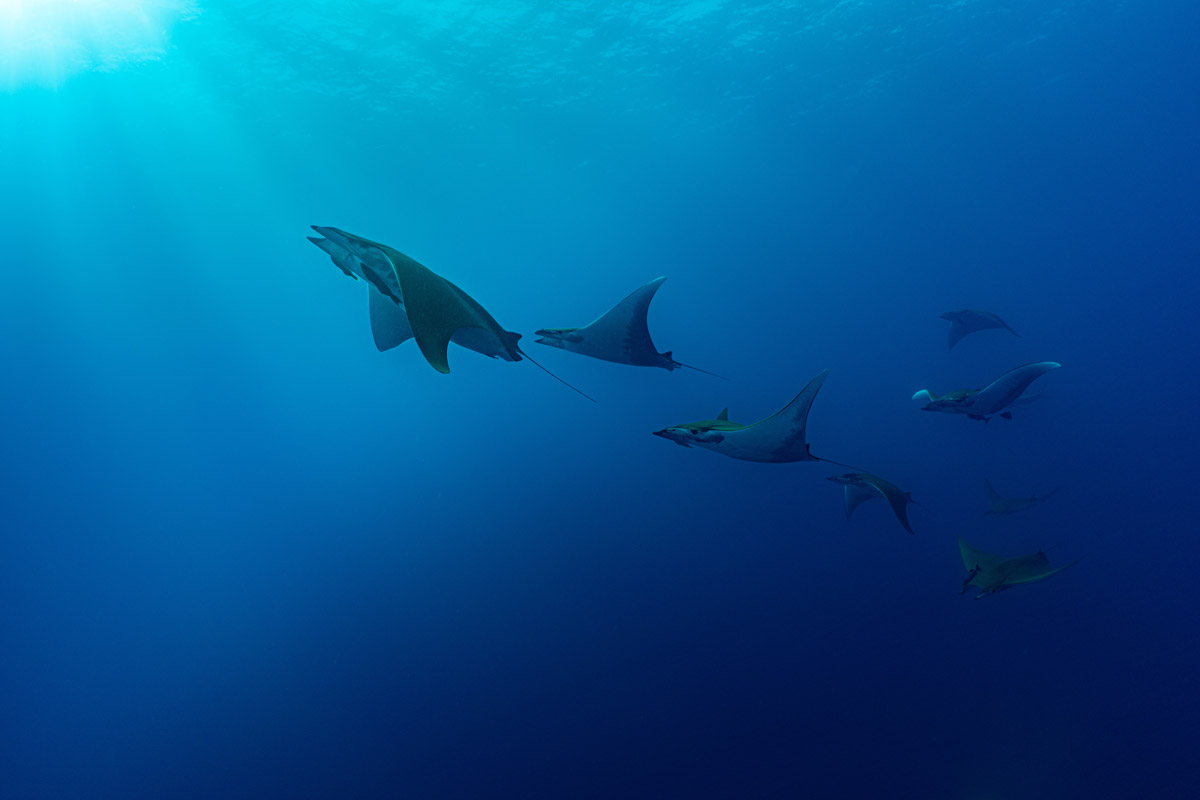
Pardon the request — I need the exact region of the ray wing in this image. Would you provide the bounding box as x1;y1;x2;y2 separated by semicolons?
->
946;310;1019;351
958;537;1006;582
368;287;414;352
995;314;1021;338
859;474;914;534
843;483;879;520
1012;390;1044;407
984;479;1007;515
713;370;830;462
571;277;669;366
947;320;973;352
374;243;523;373
969;361;1060;416
998;553;1077;586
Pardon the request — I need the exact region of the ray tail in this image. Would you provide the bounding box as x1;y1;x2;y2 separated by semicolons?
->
519;348;597;402
674;360;729;380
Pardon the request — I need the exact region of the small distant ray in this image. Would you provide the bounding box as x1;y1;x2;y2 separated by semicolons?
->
984;479;1056;516
913;361;1060;422
958;537;1077;598
826;472;916;534
308;226;593;400
942;309;1021;352
652;370;839;463
535;277;722;377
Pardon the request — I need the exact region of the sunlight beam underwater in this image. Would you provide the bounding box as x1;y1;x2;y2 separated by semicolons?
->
0;0;187;90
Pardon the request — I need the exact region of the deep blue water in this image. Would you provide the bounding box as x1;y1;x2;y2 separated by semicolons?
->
2;2;1199;797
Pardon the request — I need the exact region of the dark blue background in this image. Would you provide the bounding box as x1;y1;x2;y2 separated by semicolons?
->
2;2;1198;797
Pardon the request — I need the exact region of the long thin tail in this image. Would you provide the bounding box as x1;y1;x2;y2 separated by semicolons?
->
675;361;730;380
812;454;872;473
520;348;597;402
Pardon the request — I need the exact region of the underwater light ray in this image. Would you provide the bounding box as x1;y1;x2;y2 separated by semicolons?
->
1;0;193;89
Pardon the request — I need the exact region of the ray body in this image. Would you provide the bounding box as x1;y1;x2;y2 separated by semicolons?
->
652;371;830;463
912;388;1043;414
309;227;412;352
826;472;915;534
309;226;522;371
958;537;1075;598
942;309;1020;351
308;226;402;302
984;480;1056;516
915;361;1060;421
535;277;679;369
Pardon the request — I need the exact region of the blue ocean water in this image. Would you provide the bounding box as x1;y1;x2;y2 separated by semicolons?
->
2;1;1198;797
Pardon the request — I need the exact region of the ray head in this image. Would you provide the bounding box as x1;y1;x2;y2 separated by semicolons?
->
652;425;725;448
920;396;957;413
533;327;582;348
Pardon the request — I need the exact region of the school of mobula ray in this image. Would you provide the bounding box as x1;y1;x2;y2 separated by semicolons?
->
310;226;1075;598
